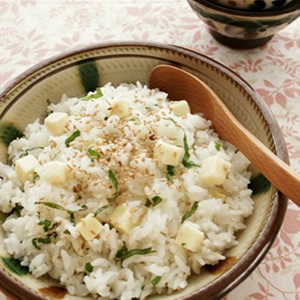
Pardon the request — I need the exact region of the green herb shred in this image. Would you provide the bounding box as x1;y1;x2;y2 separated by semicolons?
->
215;143;221;151
116;243;128;259
81;87;103;101
85;262;93;273
168;117;177;124
36;201;68;212
166;165;175;183
36;201;87;224
65;130;80;147
108;169;118;193
69;212;76;224
116;246;155;265
33;172;40;183
32;238;41;250
78;205;88;211
87;149;101;161
38;220;51;232
32;237;51;250
151;276;162;286
49;231;58;239
144;198;152;207
168;118;198;168
11;203;24;217
94;205;110;217
182;160;199;168
69;205;88;224
38;220;58;232
152;196;163;206
183;133;190;162
144;196;163;207
182;133;199;168
19;146;44;158
38;237;51;244
181;201;199;223
119;248;155;263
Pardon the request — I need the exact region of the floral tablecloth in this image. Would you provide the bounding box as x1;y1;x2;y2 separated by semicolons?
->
0;0;299;299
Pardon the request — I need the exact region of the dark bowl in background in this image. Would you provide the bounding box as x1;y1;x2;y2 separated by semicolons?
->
187;0;300;48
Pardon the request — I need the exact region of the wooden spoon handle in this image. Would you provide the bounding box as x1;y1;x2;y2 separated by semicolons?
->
200;77;300;207
150;65;300;206
223;110;300;206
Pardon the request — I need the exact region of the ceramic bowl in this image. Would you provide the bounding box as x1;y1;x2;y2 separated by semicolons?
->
0;42;288;300
212;0;294;11
187;0;300;48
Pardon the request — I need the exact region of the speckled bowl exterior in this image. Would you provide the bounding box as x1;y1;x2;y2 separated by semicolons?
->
187;0;300;48
213;0;294;11
0;42;288;300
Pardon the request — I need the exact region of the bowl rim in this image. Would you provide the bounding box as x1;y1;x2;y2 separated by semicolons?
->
188;0;300;17
0;41;289;300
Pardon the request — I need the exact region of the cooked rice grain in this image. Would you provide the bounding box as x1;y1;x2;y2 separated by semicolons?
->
0;83;253;300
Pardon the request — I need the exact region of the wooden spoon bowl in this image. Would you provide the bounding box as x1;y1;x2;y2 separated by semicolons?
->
150;64;300;207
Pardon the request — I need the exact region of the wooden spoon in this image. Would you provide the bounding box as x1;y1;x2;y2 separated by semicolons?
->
149;64;300;207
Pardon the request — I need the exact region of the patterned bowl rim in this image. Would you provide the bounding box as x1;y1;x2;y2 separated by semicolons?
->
0;41;288;300
188;0;300;17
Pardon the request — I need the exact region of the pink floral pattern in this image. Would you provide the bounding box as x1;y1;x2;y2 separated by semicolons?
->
0;1;299;299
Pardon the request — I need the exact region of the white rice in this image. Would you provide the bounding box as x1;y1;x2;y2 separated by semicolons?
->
0;82;253;299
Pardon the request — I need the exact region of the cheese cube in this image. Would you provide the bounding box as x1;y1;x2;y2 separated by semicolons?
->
170;100;190;117
176;221;204;252
42;161;70;184
111;99;134;119
200;156;231;185
45;112;68;136
76;213;104;241
15;155;39;183
109;205;134;234
154;140;184;166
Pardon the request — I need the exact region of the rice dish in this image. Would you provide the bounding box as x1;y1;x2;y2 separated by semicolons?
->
0;83;254;299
